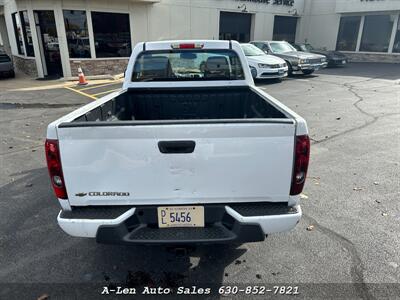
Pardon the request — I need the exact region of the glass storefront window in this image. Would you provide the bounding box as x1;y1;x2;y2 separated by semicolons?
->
20;11;35;57
392;16;400;53
63;10;91;58
336;16;361;51
91;12;131;58
360;15;395;53
11;12;25;55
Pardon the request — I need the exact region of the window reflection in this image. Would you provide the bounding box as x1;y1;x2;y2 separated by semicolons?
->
91;12;131;58
63;10;91;58
360;15;395;53
336;16;361;51
392;16;400;53
12;12;25;55
20;11;35;57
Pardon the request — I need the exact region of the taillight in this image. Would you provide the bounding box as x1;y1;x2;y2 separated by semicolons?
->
45;139;68;199
171;43;204;49
290;135;310;196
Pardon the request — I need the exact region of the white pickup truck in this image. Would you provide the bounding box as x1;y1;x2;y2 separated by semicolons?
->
46;40;310;245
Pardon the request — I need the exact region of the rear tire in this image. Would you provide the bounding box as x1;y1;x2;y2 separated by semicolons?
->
250;67;257;79
9;70;15;78
286;62;293;76
302;70;314;75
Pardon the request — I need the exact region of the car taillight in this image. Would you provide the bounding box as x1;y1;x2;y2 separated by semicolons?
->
45;139;68;199
290;135;310;196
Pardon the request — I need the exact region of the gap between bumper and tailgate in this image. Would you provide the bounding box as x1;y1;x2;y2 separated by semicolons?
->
59;202;295;220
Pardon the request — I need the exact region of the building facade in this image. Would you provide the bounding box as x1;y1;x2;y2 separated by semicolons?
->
0;0;399;78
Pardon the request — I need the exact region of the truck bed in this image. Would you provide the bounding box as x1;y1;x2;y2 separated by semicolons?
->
49;40;309;243
72;87;288;123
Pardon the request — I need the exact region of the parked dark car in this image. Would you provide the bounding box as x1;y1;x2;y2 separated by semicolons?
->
0;50;15;78
251;41;327;75
292;43;348;67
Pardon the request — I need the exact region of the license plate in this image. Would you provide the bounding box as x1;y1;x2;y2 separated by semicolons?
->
342;60;347;64
158;206;204;228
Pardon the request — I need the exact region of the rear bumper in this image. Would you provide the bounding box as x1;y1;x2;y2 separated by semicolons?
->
328;58;348;66
0;69;14;77
58;203;302;244
57;207;136;238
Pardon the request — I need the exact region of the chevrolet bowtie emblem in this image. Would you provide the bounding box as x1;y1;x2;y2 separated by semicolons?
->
75;193;87;197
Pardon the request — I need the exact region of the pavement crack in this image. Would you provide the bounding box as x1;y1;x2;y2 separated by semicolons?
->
312;118;376;145
312;77;380;120
311;112;400;145
309;77;399;145
303;214;375;300
313;75;387;87
344;82;377;120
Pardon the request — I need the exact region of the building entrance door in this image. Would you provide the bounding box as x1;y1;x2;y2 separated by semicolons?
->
34;11;63;78
219;12;252;43
273;16;298;43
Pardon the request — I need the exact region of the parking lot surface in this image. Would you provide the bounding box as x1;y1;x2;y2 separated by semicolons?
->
0;63;399;299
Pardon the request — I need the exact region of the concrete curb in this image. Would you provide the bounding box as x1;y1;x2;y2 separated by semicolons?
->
61;73;125;82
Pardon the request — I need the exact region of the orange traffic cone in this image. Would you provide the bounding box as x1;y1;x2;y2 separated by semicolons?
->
77;67;88;85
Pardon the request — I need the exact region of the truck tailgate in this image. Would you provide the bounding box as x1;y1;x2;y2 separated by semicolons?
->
58;122;295;206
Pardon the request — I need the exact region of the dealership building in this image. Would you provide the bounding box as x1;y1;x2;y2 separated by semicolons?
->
0;0;399;79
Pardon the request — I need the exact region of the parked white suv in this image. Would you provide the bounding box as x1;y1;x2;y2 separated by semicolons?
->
46;40;310;245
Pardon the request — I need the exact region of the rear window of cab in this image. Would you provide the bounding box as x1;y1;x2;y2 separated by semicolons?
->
132;50;245;82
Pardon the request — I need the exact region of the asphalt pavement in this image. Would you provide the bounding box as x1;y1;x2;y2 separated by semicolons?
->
0;63;399;299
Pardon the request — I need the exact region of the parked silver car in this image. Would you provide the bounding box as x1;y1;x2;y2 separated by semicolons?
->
251;41;327;75
292;43;348;67
0;50;15;78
